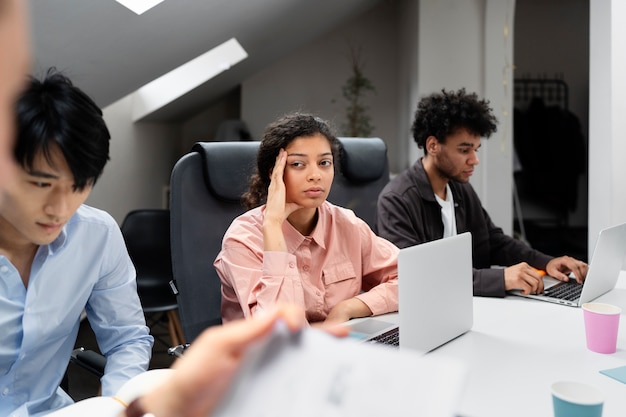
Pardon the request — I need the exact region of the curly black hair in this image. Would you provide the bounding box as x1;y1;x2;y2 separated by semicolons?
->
411;88;498;154
241;112;340;210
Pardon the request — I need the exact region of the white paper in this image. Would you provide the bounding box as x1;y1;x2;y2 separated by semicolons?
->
213;321;468;417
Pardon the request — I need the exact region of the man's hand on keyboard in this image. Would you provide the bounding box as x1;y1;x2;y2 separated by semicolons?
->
546;256;588;284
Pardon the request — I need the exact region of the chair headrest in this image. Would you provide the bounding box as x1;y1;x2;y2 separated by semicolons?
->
192;137;387;201
193;142;260;202
337;137;387;183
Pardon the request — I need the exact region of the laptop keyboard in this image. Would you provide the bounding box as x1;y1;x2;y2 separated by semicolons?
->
368;327;400;347
543;280;583;301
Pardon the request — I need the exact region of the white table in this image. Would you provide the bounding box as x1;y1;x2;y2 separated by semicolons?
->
425;271;626;417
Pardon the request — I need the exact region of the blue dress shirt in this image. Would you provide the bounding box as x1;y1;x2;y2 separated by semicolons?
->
0;205;154;417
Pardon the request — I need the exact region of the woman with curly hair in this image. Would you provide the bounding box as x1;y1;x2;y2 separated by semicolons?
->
215;112;398;324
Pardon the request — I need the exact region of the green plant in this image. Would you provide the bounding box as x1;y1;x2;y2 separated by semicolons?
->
340;43;376;137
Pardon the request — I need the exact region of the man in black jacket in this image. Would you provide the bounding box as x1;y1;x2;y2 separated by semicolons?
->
376;88;587;297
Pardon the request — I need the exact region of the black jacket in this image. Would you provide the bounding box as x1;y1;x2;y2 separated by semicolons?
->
375;158;553;297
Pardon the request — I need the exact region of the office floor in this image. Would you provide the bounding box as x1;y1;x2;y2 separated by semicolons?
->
66;312;177;402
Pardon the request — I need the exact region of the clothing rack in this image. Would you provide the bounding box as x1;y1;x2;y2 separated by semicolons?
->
512;77;572;243
514;78;569;111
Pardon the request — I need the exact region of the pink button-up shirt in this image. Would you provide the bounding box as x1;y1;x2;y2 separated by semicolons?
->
215;201;399;323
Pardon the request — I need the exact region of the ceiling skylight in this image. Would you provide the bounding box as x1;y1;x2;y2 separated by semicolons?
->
131;38;248;121
115;0;164;15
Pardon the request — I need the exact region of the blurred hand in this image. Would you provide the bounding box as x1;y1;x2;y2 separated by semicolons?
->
139;305;312;417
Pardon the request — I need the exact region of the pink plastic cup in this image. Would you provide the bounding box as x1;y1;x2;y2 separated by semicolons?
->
582;303;621;354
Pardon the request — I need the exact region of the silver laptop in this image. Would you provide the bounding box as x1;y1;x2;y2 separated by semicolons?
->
346;232;474;354
509;222;626;307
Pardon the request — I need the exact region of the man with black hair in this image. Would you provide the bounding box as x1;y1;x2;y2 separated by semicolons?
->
0;69;153;416
376;88;587;297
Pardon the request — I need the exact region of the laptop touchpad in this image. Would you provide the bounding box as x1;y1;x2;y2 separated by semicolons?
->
346;319;395;340
543;275;561;289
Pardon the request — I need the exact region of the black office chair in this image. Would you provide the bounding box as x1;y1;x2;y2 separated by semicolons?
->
121;209;184;347
61;347;107;398
169;137;390;343
327;137;389;229
62;210;183;397
169;142;257;343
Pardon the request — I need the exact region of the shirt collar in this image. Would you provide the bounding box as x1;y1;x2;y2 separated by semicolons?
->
309;203;327;250
282;203;328;251
46;225;68;255
414;158;464;206
413;158;437;203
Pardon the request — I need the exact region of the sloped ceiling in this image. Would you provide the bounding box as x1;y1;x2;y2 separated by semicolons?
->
28;0;382;122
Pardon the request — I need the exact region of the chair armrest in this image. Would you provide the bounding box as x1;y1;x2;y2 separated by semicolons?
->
71;347;106;378
167;343;191;358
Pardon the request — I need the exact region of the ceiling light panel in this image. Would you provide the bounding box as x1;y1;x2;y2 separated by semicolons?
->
115;0;164;15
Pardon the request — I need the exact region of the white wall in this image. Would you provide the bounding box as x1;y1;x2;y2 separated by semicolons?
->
241;0;402;173
415;0;515;234
85;95;179;224
78;1;626;272
483;0;516;235
179;88;241;155
588;0;626;260
395;0;420;172
90;0;517;232
86;1;405;226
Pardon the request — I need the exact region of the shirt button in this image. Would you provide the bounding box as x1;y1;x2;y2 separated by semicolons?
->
303;265;310;271
3;387;9;395
288;262;295;268
316;290;321;296
0;266;8;273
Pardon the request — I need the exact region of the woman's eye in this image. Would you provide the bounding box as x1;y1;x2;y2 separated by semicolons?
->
290;161;304;168
320;160;333;167
32;181;50;188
